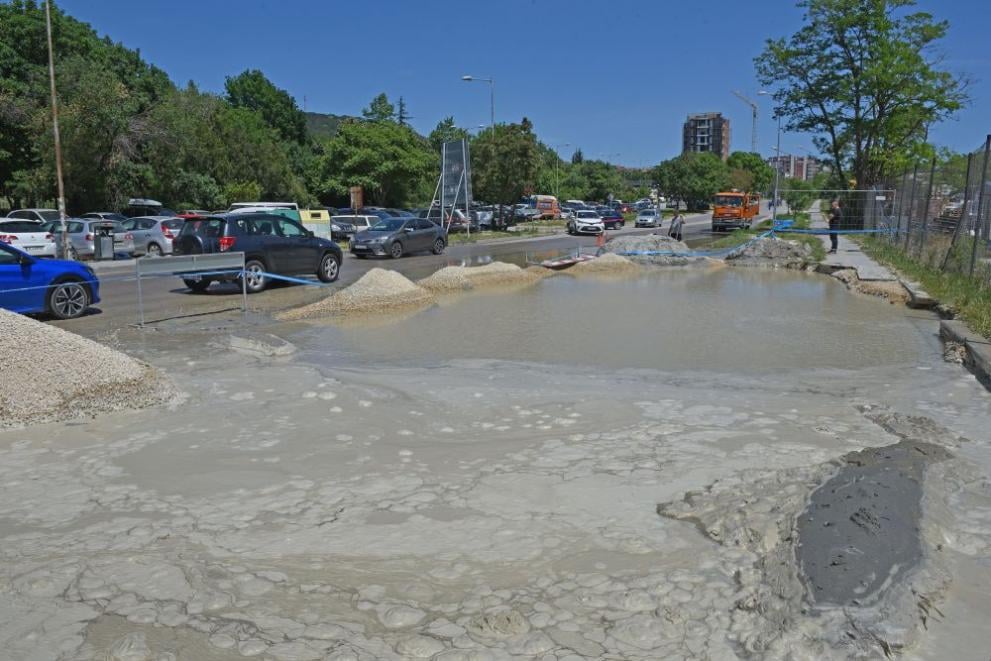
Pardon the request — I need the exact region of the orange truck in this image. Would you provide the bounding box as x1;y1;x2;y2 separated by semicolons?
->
711;191;760;231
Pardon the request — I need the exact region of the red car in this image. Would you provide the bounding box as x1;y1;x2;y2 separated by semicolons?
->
601;209;625;229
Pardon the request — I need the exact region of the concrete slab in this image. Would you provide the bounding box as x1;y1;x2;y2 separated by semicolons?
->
899;279;938;309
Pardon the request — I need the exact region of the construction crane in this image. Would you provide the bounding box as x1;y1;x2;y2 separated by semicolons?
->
732;91;759;154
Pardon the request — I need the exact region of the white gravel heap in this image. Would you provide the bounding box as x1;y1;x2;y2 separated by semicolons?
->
0;309;175;428
277;268;435;320
725;236;813;269
602;234;705;266
418;261;548;292
566;252;642;276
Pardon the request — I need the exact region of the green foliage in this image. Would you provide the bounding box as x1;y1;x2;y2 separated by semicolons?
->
319;119;433;207
727;151;775;192
570;148;584;164
225;69;307;144
428;117;469;154
654;152;729;210
782;178;816;212
305;112;345;139
362;93;396;122
756;0;967;188
470;119;540;206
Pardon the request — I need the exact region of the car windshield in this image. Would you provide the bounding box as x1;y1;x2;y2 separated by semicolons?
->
714;195;744;207
640;210;656;216
576;211;597;218
369;218;405;232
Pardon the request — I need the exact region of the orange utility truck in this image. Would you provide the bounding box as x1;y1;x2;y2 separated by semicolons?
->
711;191;760;231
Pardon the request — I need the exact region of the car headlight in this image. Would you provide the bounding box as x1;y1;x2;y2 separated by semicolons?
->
331;224;341;231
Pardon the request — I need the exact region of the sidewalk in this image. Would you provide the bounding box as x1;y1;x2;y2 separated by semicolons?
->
809;203;896;281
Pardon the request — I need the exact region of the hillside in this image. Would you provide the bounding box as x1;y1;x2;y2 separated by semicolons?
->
305;112;349;139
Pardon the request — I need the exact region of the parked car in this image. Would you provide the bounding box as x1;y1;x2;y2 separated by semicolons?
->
0;219;56;258
601;209;625;230
559;206;575;220
81;212;128;222
172;214;342;293
122;198;177;218
121;216;183;256
418;207;477;232
334;214;380;234
6;208;61;222
617;203;635;214
350;216;447;259
39;219;135;259
566;210;605;235
329;215;359;241
635;209;660;228
0;241;100;319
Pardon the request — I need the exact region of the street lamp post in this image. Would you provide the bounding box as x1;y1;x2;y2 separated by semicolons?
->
554;143;571;199
461;75;494;128
772;114;782;221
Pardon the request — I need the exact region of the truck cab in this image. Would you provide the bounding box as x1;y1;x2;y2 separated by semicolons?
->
711;191;760;232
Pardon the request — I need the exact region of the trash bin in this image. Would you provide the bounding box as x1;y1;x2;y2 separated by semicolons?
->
93;222;116;261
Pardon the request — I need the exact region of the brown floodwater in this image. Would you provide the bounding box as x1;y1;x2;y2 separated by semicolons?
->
300;268;933;372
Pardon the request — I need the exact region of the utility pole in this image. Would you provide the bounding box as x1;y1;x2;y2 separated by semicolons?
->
45;0;69;259
772;114;782;222
732;90;759;153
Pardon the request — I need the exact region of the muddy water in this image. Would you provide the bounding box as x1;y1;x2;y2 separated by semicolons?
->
2;267;990;660
306;269;931;372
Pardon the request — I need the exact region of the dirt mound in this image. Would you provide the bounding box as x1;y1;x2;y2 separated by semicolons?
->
418;262;547;293
0;310;175;428
566;252;641;276
725;236;813;269
601;234;705;266
277;268;435;320
830;268;909;304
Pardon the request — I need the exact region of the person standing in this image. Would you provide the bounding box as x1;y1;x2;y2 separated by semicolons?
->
668;212;684;242
828;199;841;254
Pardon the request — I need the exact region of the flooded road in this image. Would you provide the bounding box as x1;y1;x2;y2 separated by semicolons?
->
306;269;931;372
3;266;991;660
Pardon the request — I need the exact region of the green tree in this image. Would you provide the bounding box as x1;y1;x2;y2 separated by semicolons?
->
319;119;433;207
578;160;625;202
727;151;775;192
397;96;411;126
362;93;396;122
571;148;584;164
428;117;469;154
755;0;967;188
471;118;540;209
654;152;729;210
782;178;816;212
225;69;306;144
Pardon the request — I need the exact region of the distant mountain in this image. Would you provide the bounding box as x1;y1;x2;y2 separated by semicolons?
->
305;112;350;139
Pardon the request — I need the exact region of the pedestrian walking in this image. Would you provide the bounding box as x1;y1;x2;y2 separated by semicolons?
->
668;212;684;242
828;199;841;254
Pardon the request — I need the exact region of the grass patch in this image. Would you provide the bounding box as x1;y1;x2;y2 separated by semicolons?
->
861;237;991;338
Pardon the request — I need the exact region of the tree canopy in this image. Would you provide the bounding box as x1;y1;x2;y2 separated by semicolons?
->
470;119;541;207
727;151;775;193
654;152;729;210
755;0;967;188
225;69;307;144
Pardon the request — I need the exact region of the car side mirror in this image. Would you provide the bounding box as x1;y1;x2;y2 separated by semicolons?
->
18;253;34;266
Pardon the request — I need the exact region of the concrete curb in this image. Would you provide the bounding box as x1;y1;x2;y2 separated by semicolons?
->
940;320;991;388
899;279;937;309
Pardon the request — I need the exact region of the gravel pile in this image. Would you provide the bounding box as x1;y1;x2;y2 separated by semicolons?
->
725;236;813;269
277;268;435;320
566;252;642;276
601;234;706;266
0;310;175;428
418;262;547;292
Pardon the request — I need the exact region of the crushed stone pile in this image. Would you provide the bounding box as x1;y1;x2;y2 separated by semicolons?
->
277;268;435;320
418;261;547;293
0;310;175;428
566;252;642;276
725;236;813;269
831;268;909;304
601;234;706;266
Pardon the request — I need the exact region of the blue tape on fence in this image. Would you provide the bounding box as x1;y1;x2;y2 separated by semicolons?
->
771;227;897;235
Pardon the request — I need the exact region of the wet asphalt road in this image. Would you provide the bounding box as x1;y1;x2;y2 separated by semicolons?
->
55;211;721;336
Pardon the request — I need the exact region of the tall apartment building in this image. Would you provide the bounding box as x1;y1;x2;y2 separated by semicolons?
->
682;112;730;161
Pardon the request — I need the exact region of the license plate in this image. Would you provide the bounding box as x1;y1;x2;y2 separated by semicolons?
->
25;245;44;252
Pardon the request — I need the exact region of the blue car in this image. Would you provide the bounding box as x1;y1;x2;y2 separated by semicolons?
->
0;241;100;319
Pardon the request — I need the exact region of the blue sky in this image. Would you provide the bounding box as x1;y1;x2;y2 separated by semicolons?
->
59;0;990;166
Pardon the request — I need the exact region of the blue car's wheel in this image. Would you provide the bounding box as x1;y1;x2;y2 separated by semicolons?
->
48;280;89;319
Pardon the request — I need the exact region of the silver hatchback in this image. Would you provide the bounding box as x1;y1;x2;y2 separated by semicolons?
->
41;219;136;259
122;215;184;256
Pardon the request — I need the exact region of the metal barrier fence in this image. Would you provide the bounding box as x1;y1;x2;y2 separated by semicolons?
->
875;135;991;283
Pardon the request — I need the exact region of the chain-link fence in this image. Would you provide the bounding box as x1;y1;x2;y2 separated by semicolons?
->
876;135;991;283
